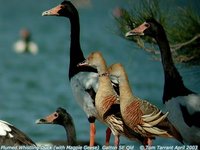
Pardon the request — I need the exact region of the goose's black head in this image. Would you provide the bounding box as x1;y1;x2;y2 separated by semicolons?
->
42;1;77;18
125;18;164;38
36;107;72;126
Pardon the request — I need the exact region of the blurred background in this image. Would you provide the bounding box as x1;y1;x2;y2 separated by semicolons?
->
0;0;199;147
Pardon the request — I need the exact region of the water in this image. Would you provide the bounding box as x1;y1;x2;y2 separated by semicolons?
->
0;0;199;147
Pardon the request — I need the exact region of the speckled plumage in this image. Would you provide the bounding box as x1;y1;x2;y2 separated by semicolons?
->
108;63;183;144
78;52;147;146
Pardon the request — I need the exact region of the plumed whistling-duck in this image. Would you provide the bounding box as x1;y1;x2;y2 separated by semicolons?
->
78;52;147;147
107;63;183;145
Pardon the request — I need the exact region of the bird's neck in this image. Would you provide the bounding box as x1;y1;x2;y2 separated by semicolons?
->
97;63;115;98
62;116;77;146
24;38;30;52
156;33;174;70
68;14;85;79
96;75;116;116
97;61;108;75
98;75;114;95
118;72;134;104
68;14;97;80
155;30;193;103
69;15;85;66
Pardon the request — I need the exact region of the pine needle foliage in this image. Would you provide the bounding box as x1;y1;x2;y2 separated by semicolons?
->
114;0;200;64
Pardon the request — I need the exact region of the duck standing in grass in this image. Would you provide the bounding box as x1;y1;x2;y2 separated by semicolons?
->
78;52;146;147
125;19;200;145
107;63;183;145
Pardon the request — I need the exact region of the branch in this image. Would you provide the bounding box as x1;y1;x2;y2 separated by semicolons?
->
139;45;160;55
136;33;200;55
135;37;160;55
170;33;200;52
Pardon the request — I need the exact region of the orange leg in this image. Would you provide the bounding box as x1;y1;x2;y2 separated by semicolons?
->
147;138;152;146
89;123;96;146
114;135;120;149
143;138;152;150
105;127;111;146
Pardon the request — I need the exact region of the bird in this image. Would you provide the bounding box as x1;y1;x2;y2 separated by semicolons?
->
125;18;200;145
77;51;146;147
0;120;36;146
36;107;99;146
107;63;183;145
42;1;101;146
13;28;38;55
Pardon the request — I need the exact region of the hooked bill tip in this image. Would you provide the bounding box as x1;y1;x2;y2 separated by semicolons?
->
42;10;58;16
42;11;49;16
125;31;139;37
35;119;47;124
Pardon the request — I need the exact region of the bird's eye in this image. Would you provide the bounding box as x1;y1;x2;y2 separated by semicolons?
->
145;23;150;28
54;113;58;117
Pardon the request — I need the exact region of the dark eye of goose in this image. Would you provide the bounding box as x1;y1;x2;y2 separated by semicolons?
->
54;113;58;117
145;23;150;28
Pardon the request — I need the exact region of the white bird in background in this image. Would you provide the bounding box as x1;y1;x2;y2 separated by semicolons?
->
13;28;38;55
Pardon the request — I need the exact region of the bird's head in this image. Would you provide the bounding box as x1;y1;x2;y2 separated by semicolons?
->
125;18;162;38
77;51;105;70
36;107;71;126
42;1;77;18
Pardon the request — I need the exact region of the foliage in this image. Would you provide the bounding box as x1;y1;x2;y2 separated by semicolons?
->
114;0;200;64
169;6;200;62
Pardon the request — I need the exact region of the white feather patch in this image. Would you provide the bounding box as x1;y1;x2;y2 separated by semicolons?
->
9;133;14;138
165;94;200;144
0;120;12;136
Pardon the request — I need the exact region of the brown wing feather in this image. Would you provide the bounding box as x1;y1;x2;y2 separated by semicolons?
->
104;104;147;144
122;100;143;128
137;99;182;142
138;98;160;115
156;116;183;143
99;95;117;116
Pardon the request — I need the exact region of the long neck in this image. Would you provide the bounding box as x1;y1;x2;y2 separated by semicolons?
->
69;14;85;68
98;62;114;95
62;116;77;146
97;60;108;75
155;28;193;103
96;63;116;115
68;14;97;79
118;71;134;103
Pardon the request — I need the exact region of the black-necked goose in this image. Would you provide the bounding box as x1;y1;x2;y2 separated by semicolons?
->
41;1;117;146
125;18;200;145
36;107;99;146
0;120;36;146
